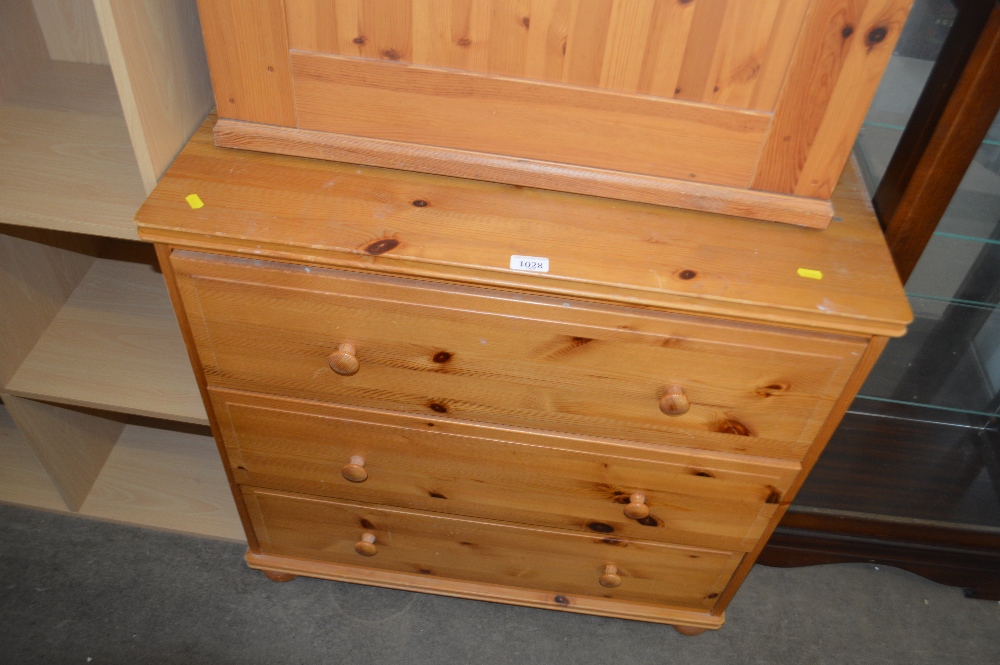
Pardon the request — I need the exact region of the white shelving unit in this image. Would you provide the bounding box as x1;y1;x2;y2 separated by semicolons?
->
0;0;241;541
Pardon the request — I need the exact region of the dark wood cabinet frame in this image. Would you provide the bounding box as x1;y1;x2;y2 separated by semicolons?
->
760;0;1000;600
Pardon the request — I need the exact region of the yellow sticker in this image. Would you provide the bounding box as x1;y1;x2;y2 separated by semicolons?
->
797;268;823;280
185;194;204;209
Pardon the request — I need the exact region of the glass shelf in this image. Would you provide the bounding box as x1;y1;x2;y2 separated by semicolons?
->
905;234;1000;303
857;296;1000;417
936;124;1000;242
841;0;1000;422
795;0;1000;542
857;109;1000;245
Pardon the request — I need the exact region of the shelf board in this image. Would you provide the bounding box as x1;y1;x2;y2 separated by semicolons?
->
0;404;243;541
0;60;146;240
78;419;243;541
6;249;208;425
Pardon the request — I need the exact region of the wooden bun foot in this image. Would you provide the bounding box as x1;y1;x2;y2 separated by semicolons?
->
673;625;706;637
262;570;297;583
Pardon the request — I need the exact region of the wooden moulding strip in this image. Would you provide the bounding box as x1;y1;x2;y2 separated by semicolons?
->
212;118;834;228
244;551;726;629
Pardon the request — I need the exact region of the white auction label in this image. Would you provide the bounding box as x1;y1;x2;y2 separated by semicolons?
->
510;255;550;273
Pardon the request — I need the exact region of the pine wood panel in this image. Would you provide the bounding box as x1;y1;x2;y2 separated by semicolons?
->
197;0;296;126
3;395;125;512
200;1;916;222
173;251;866;459
635;0;695;98
139;117;910;336
290;51;769;187
31;0;109;65
244;487;743;611
6;250;207;424
751;0;912;198
749;0;812;111
672;0;727;104
704;0;785;108
245;550;725;628
283;0;804;111
211;388;799;551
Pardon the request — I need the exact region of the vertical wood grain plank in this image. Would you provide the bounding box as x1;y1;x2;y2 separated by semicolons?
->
358;0;413;63
3;395;125;512
600;0;655;93
674;0;729;102
197;0;296;126
31;0;109;65
412;0;452;65
285;0;341;53
448;0;493;72
752;0;863;193
523;0;566;81
332;0;363;56
751;0;910;197
749;0;811;111
487;0;532;76
791;0;911;198
0;0;49;101
563;0;613;87
708;0;783;108
636;0;697;98
95;0;215;193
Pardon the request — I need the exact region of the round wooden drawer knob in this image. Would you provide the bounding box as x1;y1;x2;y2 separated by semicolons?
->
341;455;368;483
659;385;690;416
599;564;622;588
328;343;360;376
624;493;650;520
355;532;377;557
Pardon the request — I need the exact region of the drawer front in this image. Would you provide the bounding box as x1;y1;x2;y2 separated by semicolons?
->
213;389;799;552
174;251;866;459
243;487;743;611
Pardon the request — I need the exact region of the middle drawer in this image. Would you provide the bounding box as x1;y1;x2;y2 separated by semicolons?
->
212;389;798;552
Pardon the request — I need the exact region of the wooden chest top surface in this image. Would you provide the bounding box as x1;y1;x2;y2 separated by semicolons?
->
137;117;910;338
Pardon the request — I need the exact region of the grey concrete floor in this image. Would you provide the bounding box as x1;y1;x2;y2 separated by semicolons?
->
1;502;998;664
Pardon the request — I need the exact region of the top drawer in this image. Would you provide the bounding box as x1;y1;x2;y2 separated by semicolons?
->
172;251;865;459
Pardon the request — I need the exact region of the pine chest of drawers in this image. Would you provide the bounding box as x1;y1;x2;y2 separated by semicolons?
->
136;117;911;633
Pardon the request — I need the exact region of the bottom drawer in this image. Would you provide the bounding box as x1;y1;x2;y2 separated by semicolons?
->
243;487;742;612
